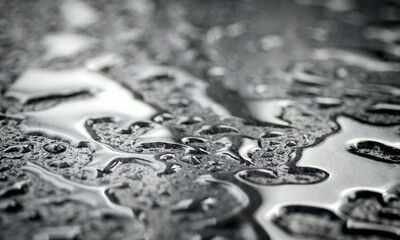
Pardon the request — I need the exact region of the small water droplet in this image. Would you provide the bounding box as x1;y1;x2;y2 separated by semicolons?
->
262;131;285;138
315;97;343;108
207;66;227;78
159;153;176;161
197;125;239;135
62;0;99;28
43;143;67;154
48;160;71;168
153;113;174;123
201;197;218;211
177;116;204;125
180;155;201;165
170;164;182;173
259;35;283;51
181;137;207;145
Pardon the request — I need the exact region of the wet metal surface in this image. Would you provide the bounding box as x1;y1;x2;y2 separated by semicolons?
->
1;0;400;239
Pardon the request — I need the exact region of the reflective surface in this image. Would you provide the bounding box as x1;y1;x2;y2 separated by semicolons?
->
1;0;400;239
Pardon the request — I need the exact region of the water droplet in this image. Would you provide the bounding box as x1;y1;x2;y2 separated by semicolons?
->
2;144;33;159
363;84;400;97
206;26;225;44
225;22;246;38
43;143;67;154
159;153;176;161
48;160;71;168
119;121;151;134
181;155;201;165
33;225;82;240
5;68;167;173
170;164;182;173
254;84;269;95
246;99;294;127
85;53;123;71
367;103;400;115
213;136;259;165
196;175;249;220
171;198;195;212
153;113;174;123
200;197;218;211
262;131;285;138
168;97;190;107
259;35;283;52
61;0;99;28
0;179;30;198
314;97;343;108
294;0;356;12
335;67;349;78
197;125;238;135
207;66;227;78
177;116;203;125
181;137;207;145
364;25;400;44
284;140;298;147
237;167;328;185
206;22;246;45
238;137;259;165
23;162;134;218
313;48;400;72
42;33;96;59
291;63;329;86
347;139;400;163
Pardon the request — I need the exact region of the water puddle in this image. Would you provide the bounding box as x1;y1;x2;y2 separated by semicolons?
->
5;67;170;174
5;62;400;239
238;116;400;239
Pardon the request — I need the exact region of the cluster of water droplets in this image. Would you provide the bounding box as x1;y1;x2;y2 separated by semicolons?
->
2;0;400;239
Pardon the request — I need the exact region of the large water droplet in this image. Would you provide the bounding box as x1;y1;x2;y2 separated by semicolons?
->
238;167;328;185
347;139;400;163
367;103;400;115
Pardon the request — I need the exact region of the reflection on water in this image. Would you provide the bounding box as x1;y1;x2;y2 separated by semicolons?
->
5;67;167;175
243;116;400;239
23;162;134;218
6;64;400;238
